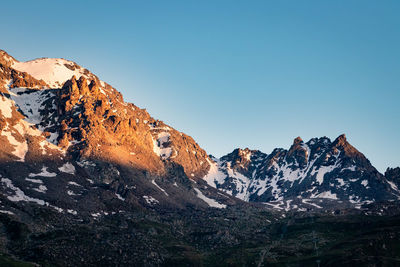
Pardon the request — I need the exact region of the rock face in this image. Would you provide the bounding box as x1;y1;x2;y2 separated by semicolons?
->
204;135;400;210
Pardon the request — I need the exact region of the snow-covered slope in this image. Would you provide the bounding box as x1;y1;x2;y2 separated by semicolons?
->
12;58;97;88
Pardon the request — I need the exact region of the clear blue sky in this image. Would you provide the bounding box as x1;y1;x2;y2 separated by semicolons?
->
2;1;399;172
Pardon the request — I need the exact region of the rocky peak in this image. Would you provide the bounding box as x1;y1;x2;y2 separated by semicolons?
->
293;136;303;144
331;134;370;167
219;148;254;173
287;136;308;168
332;134;347;147
223;148;253;161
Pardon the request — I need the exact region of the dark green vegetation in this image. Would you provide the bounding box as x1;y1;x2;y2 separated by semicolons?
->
0;206;399;266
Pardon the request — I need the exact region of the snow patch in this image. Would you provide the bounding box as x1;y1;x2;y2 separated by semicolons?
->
1;128;28;161
225;162;251;201
311;191;338;200
0;210;14;215
67;190;78;196
143;195;159;205
151;180;168;196
25;178;43;184
68;181;81;187
263;202;284;210
387;180;400;193
194;188;226;209
302;199;322;209
33;185;47;193
115;193;125;201
0;95;14;118
336;178;346;187
67;209;77;215
77;160;96;168
203;158;227;187
1;177;45;205
58;163;76;174
29;167;57;177
152;132;172;159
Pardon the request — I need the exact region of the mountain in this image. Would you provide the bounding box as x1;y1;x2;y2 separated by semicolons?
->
204;135;400;210
1;49;399;213
0;50;400;266
0;49;237;216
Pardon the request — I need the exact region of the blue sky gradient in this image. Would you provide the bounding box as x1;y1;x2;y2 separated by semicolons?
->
2;0;399;172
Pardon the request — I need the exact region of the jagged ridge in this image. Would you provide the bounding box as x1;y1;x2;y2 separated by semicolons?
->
204;135;400;210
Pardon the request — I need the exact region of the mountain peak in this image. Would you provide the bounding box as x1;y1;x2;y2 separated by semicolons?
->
287;136;308;167
222;148;254;163
293;136;303;144
332;134;360;156
334;134;347;145
6;52;99;88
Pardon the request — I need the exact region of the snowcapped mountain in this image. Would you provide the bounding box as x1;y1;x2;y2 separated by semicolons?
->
0;49;398;215
1;50;98;88
0;49;234;217
204;135;400;210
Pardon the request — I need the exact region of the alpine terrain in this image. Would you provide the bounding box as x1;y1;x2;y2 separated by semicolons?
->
0;50;399;266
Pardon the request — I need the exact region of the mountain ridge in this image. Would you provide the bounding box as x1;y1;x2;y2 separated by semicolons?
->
204;134;399;210
0;49;398;213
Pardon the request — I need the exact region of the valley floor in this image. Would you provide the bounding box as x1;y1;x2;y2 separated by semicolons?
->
0;205;400;266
